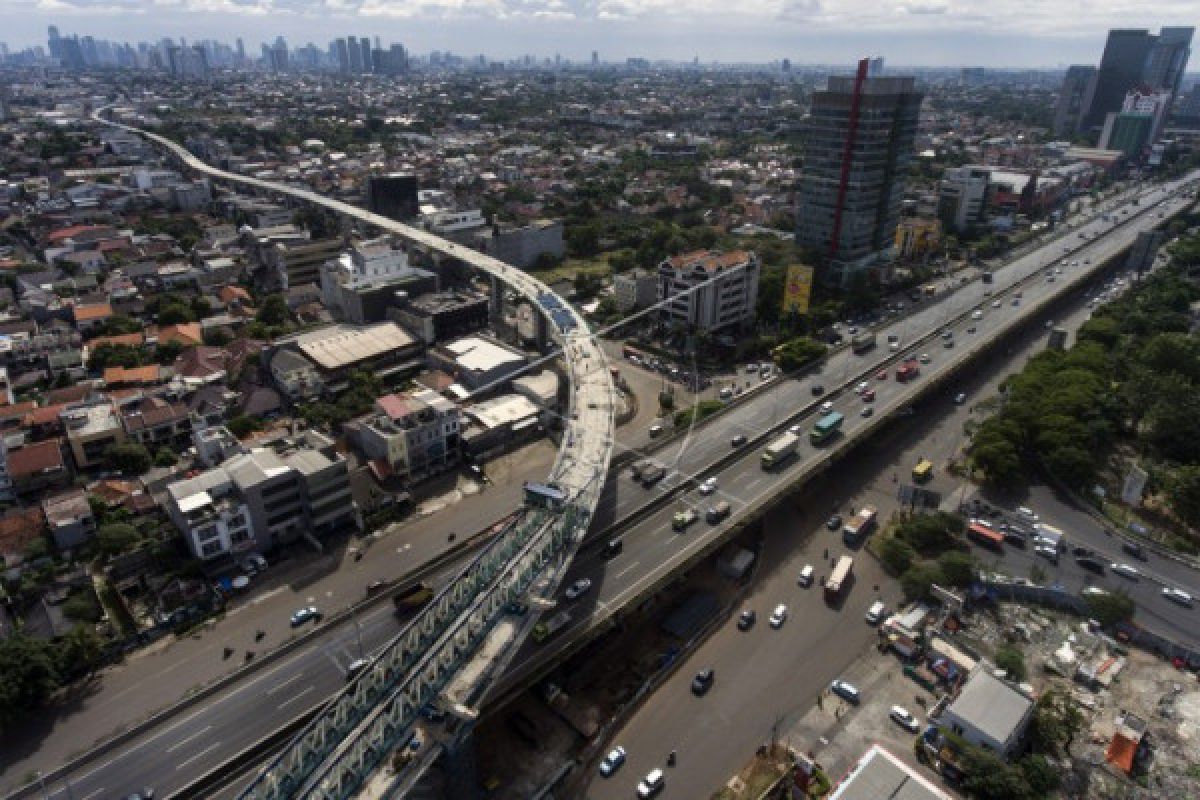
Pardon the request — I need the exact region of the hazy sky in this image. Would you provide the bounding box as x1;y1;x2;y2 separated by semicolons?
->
5;0;1197;67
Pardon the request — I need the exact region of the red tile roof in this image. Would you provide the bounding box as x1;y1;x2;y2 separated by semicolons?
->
0;507;47;557
25;403;68;427
0;401;38;422
103;365;163;386
7;439;66;479
73;303;114;323
158;323;203;347
46;224;110;243
87;332;145;349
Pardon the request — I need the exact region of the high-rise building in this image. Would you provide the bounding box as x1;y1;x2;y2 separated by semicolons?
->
47;25;62;60
1052;65;1097;137
938;167;991;233
366;173;419;221
360;36;372;72
347;36;362;72
796;57;923;286
1085;27;1193;131
334;38;350;74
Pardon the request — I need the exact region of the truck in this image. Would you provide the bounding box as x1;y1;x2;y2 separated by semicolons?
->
393;582;434;613
896;360;920;383
810;411;844;445
851;332;877;354
842;506;878;546
761;432;800;469
825;555;854;601
531;611;572;643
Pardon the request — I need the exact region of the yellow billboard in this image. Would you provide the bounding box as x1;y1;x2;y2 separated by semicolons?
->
782;264;814;315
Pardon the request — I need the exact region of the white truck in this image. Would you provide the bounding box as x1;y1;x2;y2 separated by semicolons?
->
761;432;800;470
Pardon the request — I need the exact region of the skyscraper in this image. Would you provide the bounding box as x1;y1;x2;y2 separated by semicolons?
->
1052;65;1098;137
797;58;923;287
334;38;350;74
1084;27;1193;132
347;36;362;73
360;37;372;72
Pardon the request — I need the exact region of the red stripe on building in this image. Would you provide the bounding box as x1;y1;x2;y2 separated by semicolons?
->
829;57;870;258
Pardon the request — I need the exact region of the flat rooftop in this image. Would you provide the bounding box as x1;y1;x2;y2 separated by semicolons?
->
830;744;953;800
289;322;417;371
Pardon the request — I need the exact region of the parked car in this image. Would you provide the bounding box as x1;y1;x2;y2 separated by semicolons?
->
603;538;623;558
636;768;665;798
830;679;860;704
730;434;748;448
769;604;788;628
737;609;756;630
811;385;825;396
598;745;627;777
564;578;592;600
691;668;716;696
826;514;843;531
820;401;834;414
889;705;920;732
798;564;814;588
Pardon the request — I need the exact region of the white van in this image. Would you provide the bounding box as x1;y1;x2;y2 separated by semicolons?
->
865;601;887;625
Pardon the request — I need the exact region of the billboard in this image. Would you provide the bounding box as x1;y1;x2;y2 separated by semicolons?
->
781;264;814;315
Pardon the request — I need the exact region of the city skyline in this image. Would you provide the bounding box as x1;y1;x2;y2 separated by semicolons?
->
2;1;1199;68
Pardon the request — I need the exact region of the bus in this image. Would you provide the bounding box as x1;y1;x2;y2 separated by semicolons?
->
967;522;1005;551
810;412;844;445
825;555;854;601
912;459;933;484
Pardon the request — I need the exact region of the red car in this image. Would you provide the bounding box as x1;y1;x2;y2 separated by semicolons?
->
862;389;876;402
876;370;887;381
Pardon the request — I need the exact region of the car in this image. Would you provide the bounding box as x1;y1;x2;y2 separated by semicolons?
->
830;679;860;704
691;668;716;695
954;392;967;404
861;407;874;418
737;609;757;630
564;578;593;600
648;424;664;437
419;702;446;723
1110;562;1140;580
889;705;920;732
971;309;983;320
943;338;954;348
1082;586;1109;597
1162;587;1194;607
855;381;869;394
887;333;899;343
826;514;843;531
1012;297;1020;306
1076;557;1105;574
746;363;759;374
290;606;320;626
637;768;665;798
811;384;825;396
966;325;977;334
731;434;748;447
820;401;834;414
889;341;900;351
598;745;627;777
698;477;718;495
1035;545;1058;564
769;604;788;628
346;658;370;681
1122;541;1147;561
122;791;155;800
241;553;268;575
788;424;804;436
992;300;1002;308
603;538;623;558
861;389;876;402
918;353;931;364
798;564;815;587
876;370;888;380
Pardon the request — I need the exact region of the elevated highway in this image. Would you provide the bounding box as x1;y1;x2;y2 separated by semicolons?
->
92;106;615;799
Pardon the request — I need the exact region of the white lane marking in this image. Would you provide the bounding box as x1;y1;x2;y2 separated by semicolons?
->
612;562;641;581
278;685;316;710
80;789;106;800
165;724;213;754
265;671;304;695
175;742;221;770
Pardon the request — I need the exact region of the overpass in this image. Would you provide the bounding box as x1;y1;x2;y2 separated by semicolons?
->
92;107;616;798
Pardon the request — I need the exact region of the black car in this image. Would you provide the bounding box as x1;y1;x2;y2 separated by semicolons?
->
604;538;624;558
826;514;843;531
691;668;715;695
730;434;748;447
737;609;756;630
1072;545;1094;558
1122;541;1148;561
1076;557;1105;575
811;385;825;396
1003;530;1027;548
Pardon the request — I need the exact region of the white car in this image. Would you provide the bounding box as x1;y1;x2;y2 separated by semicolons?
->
820;401;834;414
1082;586;1109;597
598;745;627;777
855;381;869;395
861;407;874;418
769;604;788;628
889;705;920;732
564;578;593;600
1162;587;1194;607
698;477;718;495
1110;563;1140;580
798;564;814;588
918;353;931;364
992;300;1001;308
290;606;320;626
636;768;665;798
1035;545;1058;563
788;424;804;436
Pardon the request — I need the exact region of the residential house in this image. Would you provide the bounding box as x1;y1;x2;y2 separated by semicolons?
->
6;439;70;496
940;666;1036;758
61;402;126;470
41;488;97;550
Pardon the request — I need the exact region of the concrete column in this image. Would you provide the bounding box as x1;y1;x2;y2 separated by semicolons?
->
490;276;503;318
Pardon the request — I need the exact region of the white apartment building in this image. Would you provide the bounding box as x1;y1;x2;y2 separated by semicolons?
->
938;167;991;232
319;237;411;308
656;250;759;334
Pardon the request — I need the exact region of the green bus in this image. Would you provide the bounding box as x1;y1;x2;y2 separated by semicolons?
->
810;412;844;445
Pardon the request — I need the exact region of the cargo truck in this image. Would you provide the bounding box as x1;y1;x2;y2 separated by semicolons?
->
532;611;572;643
825;555;854;601
810;411;844;445
842;506;877;546
851;332;877;354
761;432;800;469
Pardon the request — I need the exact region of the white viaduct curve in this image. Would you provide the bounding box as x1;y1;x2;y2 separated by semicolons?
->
92;106;615;507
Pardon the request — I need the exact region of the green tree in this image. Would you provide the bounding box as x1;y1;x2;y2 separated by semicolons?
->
96;523;139;556
774;336;827;373
157;303;195;325
62;590;102;624
878;536;916;576
105;443;152;475
1084;590;1135;626
937;551;975;587
1028;689;1084;756
1167;465;1200;529
994;643;1027;681
0;634;61;729
154;447;179;468
154;340;185;365
98;314;143;336
227;415;265;438
57;625;106;680
896;513;965;556
256;294;290;327
899;562;943;601
1018;754;1061;797
960;746;1028;800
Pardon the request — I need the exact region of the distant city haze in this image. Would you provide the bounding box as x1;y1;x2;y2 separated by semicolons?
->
3;1;1198;67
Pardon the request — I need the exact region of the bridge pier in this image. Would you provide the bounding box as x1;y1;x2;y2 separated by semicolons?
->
440;729;483;800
